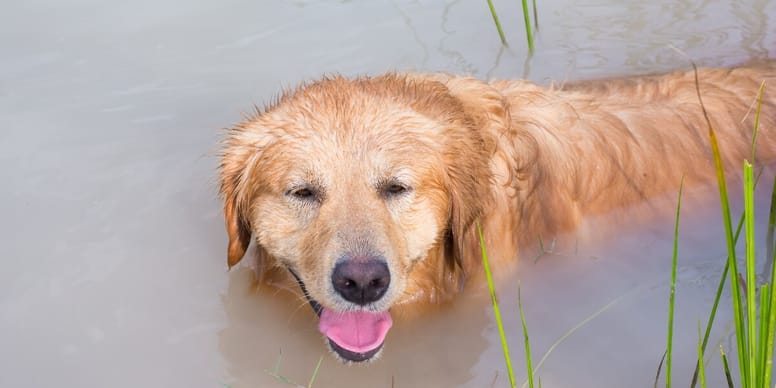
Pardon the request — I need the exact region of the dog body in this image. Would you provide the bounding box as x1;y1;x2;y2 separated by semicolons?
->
220;63;776;362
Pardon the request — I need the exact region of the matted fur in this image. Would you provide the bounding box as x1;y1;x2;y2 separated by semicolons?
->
220;63;776;312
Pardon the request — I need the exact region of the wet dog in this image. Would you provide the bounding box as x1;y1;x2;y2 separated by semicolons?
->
219;63;776;362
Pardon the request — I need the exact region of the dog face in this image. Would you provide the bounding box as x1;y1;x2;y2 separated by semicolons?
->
220;75;492;362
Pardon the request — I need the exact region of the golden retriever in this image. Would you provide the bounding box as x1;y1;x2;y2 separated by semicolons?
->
219;62;776;363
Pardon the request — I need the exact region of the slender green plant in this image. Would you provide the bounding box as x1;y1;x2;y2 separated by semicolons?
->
763;176;776;386
691;166;766;387
478;224;517;387
689;124;767;387
486;0;508;46
697;321;707;388
485;0;535;51
665;177;685;387
743;161;757;387
767;167;776;270
750;82;765;161
529;290;633;388
696;68;776;387
307;356;323;388
518;286;535;388
767;176;776;278
264;350;324;388
520;0;534;52
720;345;734;388
745;82;764;388
691;212;746;387
693;63;749;384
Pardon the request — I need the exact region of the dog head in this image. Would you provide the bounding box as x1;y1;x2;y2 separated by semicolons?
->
219;74;494;362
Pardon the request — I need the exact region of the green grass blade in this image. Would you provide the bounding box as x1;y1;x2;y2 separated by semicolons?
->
691;169;765;388
768;176;776;274
695;63;749;385
744;161;757;388
768;176;776;277
691;212;749;387
759;284;770;388
520;0;534;52
478;224;516;387
531;290;634;387
691;262;728;388
518;286;535;388
720;345;735;388
746;82;767;388
531;0;538;29
763;176;776;387
655;351;667;388
307;356;323;388
486;0;508;46
274;349;283;374
750;81;765;162
697;321;706;388
666;177;685;388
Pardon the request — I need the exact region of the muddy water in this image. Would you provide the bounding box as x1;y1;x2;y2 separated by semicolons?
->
2;0;776;387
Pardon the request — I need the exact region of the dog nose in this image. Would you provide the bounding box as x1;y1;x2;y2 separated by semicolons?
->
331;260;390;305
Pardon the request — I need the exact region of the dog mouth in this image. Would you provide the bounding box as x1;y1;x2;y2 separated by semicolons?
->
288;269;393;363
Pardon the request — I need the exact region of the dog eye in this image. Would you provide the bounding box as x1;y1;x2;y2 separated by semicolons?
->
382;182;410;197
288;187;317;200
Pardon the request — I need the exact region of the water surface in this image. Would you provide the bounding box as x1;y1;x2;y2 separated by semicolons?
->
2;0;776;387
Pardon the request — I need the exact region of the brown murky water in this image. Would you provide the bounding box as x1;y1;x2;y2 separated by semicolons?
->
3;0;776;387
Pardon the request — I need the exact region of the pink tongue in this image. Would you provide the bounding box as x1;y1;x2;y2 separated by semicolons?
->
318;308;393;353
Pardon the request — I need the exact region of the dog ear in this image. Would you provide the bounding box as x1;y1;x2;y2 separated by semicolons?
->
425;76;503;275
445;163;488;272
223;192;251;268
219;123;271;269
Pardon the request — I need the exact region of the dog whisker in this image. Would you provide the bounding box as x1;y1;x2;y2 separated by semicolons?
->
286;298;317;324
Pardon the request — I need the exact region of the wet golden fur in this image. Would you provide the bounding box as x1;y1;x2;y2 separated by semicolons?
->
220;63;776;311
